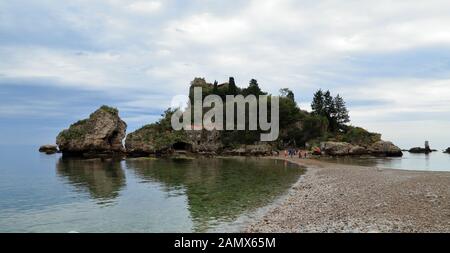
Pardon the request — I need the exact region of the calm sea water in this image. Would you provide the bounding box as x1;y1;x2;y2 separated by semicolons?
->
319;151;450;172
0;146;303;232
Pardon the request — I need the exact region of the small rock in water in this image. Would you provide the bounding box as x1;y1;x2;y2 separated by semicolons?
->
39;144;58;154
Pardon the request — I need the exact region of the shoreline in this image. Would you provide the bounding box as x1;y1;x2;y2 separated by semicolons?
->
245;155;450;233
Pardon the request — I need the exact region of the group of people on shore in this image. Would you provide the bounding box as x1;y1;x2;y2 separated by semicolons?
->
284;148;308;159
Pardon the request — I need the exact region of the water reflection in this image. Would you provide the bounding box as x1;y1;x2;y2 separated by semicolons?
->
424;153;430;168
56;158;126;203
125;157;303;231
320;156;380;167
53;156;303;232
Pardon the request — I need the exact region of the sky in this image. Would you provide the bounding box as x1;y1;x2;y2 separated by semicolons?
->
1;0;450;149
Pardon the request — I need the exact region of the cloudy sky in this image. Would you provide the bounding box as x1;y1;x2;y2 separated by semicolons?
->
1;0;450;149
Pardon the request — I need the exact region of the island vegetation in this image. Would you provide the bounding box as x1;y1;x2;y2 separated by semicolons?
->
50;77;403;157
124;77;400;156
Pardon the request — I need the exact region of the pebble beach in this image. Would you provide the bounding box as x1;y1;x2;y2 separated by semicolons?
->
246;156;450;233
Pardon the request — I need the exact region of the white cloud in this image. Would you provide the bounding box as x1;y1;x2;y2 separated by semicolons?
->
342;78;450;147
163;13;251;46
359;120;450;150
0;103;65;118
346;78;450;118
0;47;120;89
127;1;162;14
2;0;450;146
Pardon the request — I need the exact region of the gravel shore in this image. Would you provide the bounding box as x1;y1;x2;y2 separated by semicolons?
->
245;156;450;233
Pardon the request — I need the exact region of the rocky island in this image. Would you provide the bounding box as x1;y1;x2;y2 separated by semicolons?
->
56;105;127;158
50;77;402;158
408;141;436;154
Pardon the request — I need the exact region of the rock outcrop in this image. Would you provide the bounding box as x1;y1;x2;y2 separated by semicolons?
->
320;141;402;157
444;148;450;154
320;142;355;156
368;141;403;157
39;144;58;154
126;127;225;156
409;147;432;154
56;106;126;157
125;123;273;157
222;143;273;156
409;141;435;154
125;125;159;155
125;108;223;156
125;125;192;156
349;145;368;155
185;129;222;153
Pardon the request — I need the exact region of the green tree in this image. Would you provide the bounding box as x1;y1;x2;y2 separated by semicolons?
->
212;80;219;94
243;79;266;96
323;90;337;131
278;97;301;128
279;88;295;102
333;94;350;129
228;77;238;95
341;126;380;146
311;89;325;116
298;114;329;145
311;90;349;132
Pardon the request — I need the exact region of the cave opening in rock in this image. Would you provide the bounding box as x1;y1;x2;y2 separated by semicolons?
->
107;130;119;146
172;142;192;151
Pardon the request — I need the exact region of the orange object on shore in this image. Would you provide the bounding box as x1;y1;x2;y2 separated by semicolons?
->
312;147;321;155
312;147;322;155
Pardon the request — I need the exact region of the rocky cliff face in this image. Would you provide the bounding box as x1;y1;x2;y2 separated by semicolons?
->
56;106;126;157
126;127;273;156
321;142;355;156
367;141;403;157
320;140;403;157
124;125;159;155
185;129;222;154
125;127;223;156
222;143;273;156
125;124;191;155
125;107;222;156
